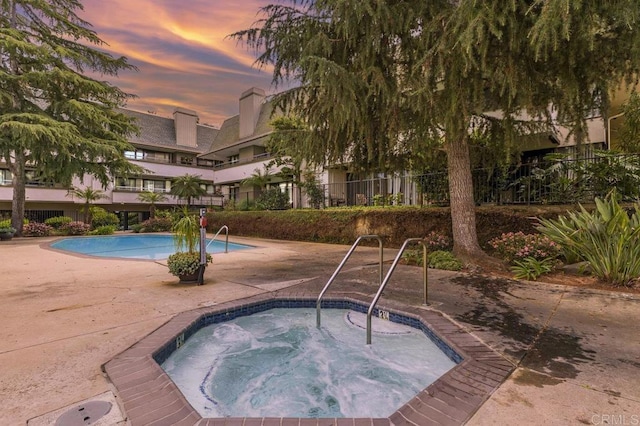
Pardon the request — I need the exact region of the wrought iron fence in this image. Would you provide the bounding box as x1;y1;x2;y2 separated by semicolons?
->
221;152;640;210
321;152;640;208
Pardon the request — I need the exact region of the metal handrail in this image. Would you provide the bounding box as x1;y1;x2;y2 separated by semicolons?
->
366;238;428;345
206;225;229;253
316;235;384;328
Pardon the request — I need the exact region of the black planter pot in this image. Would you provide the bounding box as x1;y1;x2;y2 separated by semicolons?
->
178;272;199;283
0;232;14;241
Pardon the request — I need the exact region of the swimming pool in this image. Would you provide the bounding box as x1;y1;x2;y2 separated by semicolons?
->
50;234;252;260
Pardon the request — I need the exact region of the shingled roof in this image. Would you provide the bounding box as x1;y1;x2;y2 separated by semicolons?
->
121;109;218;154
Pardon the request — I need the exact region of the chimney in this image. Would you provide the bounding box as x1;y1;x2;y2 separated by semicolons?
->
239;87;265;139
173;107;198;147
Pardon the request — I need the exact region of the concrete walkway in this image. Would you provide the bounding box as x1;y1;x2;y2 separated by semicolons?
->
0;236;638;425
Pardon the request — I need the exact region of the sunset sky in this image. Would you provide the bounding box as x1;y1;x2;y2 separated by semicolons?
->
80;0;277;127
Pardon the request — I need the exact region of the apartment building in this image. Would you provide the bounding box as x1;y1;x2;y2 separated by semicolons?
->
0;85;621;221
201;87;358;208
0;108;220;222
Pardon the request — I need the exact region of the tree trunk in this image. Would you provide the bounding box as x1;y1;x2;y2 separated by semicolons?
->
446;136;484;261
10;152;26;236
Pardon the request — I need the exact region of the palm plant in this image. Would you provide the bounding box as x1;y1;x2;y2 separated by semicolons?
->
170;174;207;207
167;206;211;280
241;165;273;190
137;191;168;218
172;209;199;254
69;187;107;223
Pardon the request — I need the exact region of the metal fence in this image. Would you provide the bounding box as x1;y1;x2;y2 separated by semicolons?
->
218;152;640;210
327;153;640;207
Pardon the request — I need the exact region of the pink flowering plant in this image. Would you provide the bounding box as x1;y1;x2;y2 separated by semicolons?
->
61;221;91;236
488;232;561;264
22;222;53;237
424;231;452;251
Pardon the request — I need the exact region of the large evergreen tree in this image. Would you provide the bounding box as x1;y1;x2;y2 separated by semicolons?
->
234;0;640;264
0;0;140;235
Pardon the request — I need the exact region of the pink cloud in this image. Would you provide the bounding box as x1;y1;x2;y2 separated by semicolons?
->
80;0;278;125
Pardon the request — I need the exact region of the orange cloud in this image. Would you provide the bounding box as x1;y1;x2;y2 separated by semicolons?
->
80;0;280;125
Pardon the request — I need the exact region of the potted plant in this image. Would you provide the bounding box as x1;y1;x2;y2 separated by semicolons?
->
167;209;211;282
0;226;16;241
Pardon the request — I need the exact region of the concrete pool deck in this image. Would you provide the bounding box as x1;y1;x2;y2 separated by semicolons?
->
1;235;639;425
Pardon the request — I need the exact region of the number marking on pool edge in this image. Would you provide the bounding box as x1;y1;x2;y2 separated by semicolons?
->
176;333;185;349
378;310;390;321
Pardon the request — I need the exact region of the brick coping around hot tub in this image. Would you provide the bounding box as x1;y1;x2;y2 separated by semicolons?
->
103;291;515;426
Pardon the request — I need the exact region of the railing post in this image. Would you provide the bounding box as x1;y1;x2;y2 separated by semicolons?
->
316;235;384;328
367;238;428;345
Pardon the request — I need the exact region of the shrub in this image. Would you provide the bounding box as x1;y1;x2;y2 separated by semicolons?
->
510;257;556;281
154;209;173;219
44;216;73;229
488;231;560;264
89;225;117;235
256;188;290;210
130;224;143;233
22;222;53;237
0;218;27;228
236;199;255;211
139;217;173;232
428;250;463;271
424;231;451;251
537;192;640;286
90;207;119;228
401;248;424;265
61;221;91;236
300;172;325;209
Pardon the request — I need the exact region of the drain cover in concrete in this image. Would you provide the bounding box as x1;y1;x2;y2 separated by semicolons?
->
55;401;112;425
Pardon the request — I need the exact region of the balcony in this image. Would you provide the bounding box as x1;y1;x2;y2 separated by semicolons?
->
213;152;272;170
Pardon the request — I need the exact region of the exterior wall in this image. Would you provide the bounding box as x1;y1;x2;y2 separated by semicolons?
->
213;160;285;185
0;158;218;219
239;145;266;162
555;116;606;147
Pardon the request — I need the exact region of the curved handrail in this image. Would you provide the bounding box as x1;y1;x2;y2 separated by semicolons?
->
366;238;428;344
316;235;384;328
206;225;229;253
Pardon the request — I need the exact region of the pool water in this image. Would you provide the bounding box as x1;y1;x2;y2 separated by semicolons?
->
161;308;456;418
50;234;252;260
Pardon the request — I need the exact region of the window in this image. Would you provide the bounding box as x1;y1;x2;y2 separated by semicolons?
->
228;155;239;164
143;179;168;192
125;150;171;163
116;177;138;191
197;158;214;167
125;150;144;160
0;169;11;185
25;170;55;187
199;183;215;194
180;156;194;165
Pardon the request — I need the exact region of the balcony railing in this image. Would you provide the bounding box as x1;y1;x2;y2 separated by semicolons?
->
114;186;170;193
213;152;272;170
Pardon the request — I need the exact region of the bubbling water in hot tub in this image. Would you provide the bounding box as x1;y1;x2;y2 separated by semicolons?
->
161;308;456;418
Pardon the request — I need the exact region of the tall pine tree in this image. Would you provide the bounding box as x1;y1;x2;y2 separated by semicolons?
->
234;0;640;264
0;0;140;234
